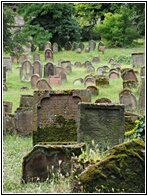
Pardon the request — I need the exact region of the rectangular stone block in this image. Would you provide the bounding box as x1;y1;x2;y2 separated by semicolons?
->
77;103;125;148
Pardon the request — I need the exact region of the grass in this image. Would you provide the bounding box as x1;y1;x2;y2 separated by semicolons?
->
3;39;145;193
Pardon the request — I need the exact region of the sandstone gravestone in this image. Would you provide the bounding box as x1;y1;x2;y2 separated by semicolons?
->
119;89;137;110
84;76;95;87
138;77;145;111
3;101;13;113
58;59;65;66
95;97;112;103
33;53;40;61
84;47;90;53
88;40;96;51
31;74;40;89
87;65;95;73
44;62;55;77
96;67;104;74
108;70;119;79
32;90;91;145
56;66;63;75
20;60;33;81
20;95;34;108
44;41;51;50
78;42;85;50
33;60;42;77
123;80;137;89
83;61;92;68
26;43;31;54
86;85;99;95
58;71;67;82
74;62;82;67
3;56;12;72
73;78;83;85
92;57;100;63
72;42;78;51
77;103;125;148
44;48;53;61
140;66;145;77
76;48;82;53
65;41;72;51
48;76;61;86
19;54;27;64
61;61;72;74
132;52;145;67
98;41;105;54
121;68;138;84
95;76;109;87
36;79;52;90
52;42;58;52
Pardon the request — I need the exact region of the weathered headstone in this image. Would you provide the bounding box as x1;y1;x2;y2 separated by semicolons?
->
48;76;61;86
140;66;145;77
138;77;145;111
72;42;78;51
95;76;109;87
92;57;100;63
73;78;83;85
61;61;72;74
44;41;51;50
108;57;115;63
58;59;65;66
84;76;95;86
95;97;112;103
132;52;145;67
78;42;85;50
76;48;82;53
32;89;91;145
33;53;40;61
3;56;12;72
123;80;137;89
52;42;58;52
96;66;104;74
84;47;90;53
98;41;105;54
121;68;138;84
3;101;13;113
44;62;55;77
77;103;125;148
33;60;42;77
86;85;99;95
119;89;137;110
58;71;67;82
20;60;33;81
20;95;34;108
83;61;92;68
36;79;52;90
56;66;63;75
86;65;95;73
108;70;119;79
88;40;96;51
31;74;40;89
74;62;82;67
26;43;31;54
65;41;72;51
19;54;27;64
44;48;53;61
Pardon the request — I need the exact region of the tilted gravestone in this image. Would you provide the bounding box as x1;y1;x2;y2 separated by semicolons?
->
31;74;40;89
3;56;12;72
20;60;33;81
61;61;72;74
36;79;52;90
32;89;91;145
44;62;56;77
52;42;58;52
88;40;96;51
48;75;61;86
33;53;40;61
44;48;53;61
77;103;125;148
32;60;42;77
119;89;137;110
131;52;145;67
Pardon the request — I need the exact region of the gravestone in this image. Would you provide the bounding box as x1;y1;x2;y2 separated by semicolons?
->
58;71;67;82
48;76;61;86
78;42;85;50
95;97;112;104
3;66;6;82
58;59;65;66
123;80;137;89
108;57;115;63
20;95;34;108
3;84;8;91
72;42;78;51
56;66;63;75
65;41;72;51
3;56;12;72
26;43;31;54
52;42;58;52
44;48;53;61
140;66;145;77
84;47;90;53
73;78;83;85
33;53;40;61
86;85;99;95
77;103;125;148
108;70;119;79
121;68;138;84
88;40;96;50
3;101;13;113
111;63;121;69
44;41;51;50
132;52;145;67
74;62;82;67
119;89;137;110
138;77;145;111
96;66;104;74
86;65;95;73
32;89;91;145
92;57;100;63
14;107;33;136
36;79;52;90
31;74;40;89
44;62;55;77
95;76;109;87
19;54;27;64
33;60;42;77
20;60;33;81
76;48;82;53
98;41;105;54
84;76;95;87
61;61;72;74
83;61;92;68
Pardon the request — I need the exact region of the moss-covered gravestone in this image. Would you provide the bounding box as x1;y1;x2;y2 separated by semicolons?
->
77;103;125;148
79;138;145;193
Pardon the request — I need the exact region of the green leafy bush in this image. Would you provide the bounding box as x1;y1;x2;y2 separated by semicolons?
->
135;116;145;141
